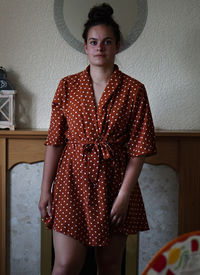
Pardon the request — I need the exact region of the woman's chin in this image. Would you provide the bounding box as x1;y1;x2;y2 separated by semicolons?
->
90;59;114;68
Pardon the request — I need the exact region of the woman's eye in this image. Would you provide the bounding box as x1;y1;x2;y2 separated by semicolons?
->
90;40;97;45
104;40;112;45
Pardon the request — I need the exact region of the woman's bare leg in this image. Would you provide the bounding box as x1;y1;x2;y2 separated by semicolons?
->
52;230;87;275
95;233;127;275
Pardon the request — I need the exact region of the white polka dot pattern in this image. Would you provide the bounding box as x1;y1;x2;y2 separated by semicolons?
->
43;65;156;246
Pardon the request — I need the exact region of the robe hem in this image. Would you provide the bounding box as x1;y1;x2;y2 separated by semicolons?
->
42;220;149;247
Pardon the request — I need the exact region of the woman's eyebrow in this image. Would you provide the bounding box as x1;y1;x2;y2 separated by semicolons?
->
88;37;113;40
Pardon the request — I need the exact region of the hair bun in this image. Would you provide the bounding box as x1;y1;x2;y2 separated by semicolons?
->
82;3;120;43
88;3;113;20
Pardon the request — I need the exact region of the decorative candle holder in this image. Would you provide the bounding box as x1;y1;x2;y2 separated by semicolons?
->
0;67;16;130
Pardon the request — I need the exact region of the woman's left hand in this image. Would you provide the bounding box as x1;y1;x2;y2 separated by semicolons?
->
110;192;130;228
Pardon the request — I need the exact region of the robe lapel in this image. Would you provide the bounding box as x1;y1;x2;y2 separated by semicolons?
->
78;67;99;137
97;65;122;134
79;65;122;136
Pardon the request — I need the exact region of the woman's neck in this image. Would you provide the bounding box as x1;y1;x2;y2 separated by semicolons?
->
89;64;114;85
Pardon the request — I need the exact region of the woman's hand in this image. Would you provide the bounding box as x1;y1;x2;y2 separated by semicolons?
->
110;192;130;228
110;156;145;228
38;190;52;218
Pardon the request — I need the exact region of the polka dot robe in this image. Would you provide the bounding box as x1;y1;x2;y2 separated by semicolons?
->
42;65;156;246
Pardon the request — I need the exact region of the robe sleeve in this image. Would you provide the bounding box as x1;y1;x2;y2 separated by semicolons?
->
126;84;156;158
45;78;68;146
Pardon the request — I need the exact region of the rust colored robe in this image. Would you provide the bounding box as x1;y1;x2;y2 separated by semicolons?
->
43;65;156;246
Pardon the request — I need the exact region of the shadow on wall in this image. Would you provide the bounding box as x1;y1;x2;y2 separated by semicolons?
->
8;70;33;128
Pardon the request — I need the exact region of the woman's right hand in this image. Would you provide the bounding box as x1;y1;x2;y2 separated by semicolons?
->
38;145;64;218
38;191;52;218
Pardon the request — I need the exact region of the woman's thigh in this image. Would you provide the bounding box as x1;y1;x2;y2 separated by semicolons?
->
95;232;127;275
52;230;87;274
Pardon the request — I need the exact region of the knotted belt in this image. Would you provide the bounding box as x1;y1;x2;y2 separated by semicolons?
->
67;136;127;184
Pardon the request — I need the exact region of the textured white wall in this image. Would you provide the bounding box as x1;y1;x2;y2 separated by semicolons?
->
0;0;200;129
8;162;43;275
138;164;178;273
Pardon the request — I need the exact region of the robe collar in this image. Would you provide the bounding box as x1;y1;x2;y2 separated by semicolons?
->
83;64;122;108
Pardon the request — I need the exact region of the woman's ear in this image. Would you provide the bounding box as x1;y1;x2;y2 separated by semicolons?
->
115;41;120;54
84;42;88;55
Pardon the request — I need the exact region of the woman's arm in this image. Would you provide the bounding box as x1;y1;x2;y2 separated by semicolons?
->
38;145;65;217
110;155;145;227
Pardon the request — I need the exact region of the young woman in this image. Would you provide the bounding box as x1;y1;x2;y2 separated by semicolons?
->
38;3;156;275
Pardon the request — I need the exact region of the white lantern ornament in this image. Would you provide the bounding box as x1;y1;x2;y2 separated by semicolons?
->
0;67;16;130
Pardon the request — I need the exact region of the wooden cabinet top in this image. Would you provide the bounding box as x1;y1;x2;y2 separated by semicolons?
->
0;129;200;138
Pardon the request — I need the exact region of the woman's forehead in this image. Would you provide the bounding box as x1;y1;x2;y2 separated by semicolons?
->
87;25;115;39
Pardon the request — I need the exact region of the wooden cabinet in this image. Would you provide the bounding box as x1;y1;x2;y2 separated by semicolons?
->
1;130;200;275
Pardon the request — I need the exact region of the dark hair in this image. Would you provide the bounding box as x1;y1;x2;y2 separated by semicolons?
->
82;3;121;44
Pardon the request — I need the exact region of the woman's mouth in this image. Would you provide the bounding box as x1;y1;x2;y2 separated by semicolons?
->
94;54;105;57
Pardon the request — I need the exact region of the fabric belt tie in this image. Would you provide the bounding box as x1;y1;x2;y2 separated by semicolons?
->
67;137;127;184
83;141;113;160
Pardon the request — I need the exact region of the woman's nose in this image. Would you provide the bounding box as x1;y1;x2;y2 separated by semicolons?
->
97;42;104;51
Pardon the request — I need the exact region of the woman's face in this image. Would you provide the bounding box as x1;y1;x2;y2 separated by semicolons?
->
84;24;120;68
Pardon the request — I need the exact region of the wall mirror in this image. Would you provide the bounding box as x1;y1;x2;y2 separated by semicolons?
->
54;0;148;53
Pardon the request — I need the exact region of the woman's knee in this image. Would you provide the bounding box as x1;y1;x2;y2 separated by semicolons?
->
96;253;122;273
95;233;127;275
53;258;81;275
52;231;87;275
